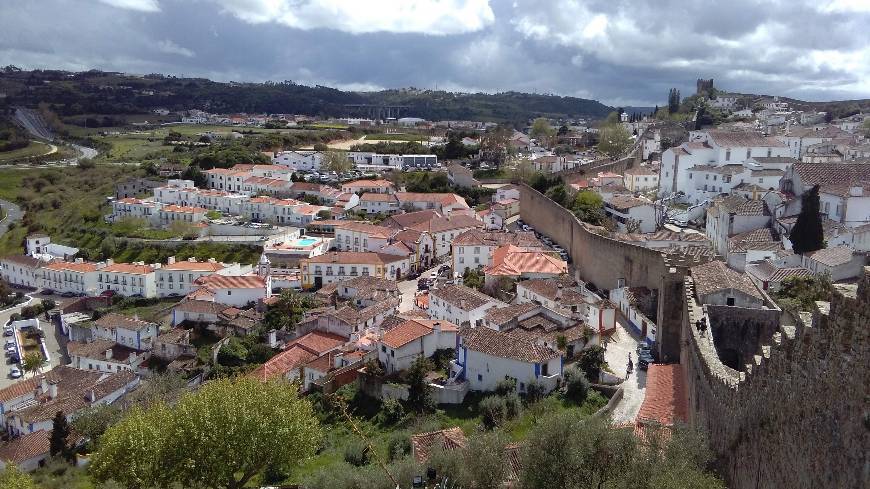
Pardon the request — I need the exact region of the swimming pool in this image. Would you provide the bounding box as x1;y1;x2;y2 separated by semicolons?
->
294;238;319;246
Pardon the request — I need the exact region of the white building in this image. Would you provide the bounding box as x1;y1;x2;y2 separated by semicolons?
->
428;284;507;328
39;260;101;296
378;319;458;374
603;196;658;233
156;257;245;298
452;326;562;394
690;260;765;308
779;163;870;229
799;246;865;282
301;252;410;289
67;340;147;373
89;312;159;351
189;274;271;307
0;255;45;289
357;193;401;215
334;222;393;252
706;195;772;257
451;229;542;275
97;263;157;298
623;166;659;192
272;150;324;171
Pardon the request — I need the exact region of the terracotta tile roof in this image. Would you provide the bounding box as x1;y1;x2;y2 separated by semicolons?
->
15;368;134;424
636;364;688;426
43;261;99;273
408;214;482;234
728;227;780;253
516;278;586;304
746;260;814;283
805;246;855;267
196;274;266;289
304;351;336;374
250;331;345;381
101;263;154;275
343;179;393;188
396;192;469;208
381;210;442;230
381;319;458;349
792;162;870;191
162;205;208;213
485;303;539;326
161;260;225;272
430;284;502;310
173;298;227;315
0;376;41;402
0;430;50;464
690;260;763;301
623;166;658;175
707;130;787;148
606;195;653;211
411;427;467;463
0;254;43;267
687;164;747;176
484;245;567;277
452;229;542;248
336;221;393;238
303;251;406;266
94;312;155;331
460;326;560;363
68;340;138;362
359;192;398;203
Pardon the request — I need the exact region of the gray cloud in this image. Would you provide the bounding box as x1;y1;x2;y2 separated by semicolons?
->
1;0;868;106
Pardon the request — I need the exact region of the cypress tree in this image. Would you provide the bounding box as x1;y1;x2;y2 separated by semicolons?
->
790;185;825;254
50;410;72;461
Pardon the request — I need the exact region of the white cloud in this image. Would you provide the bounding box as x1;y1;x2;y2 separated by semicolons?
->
211;0;495;35
156;39;195;57
98;0;160;12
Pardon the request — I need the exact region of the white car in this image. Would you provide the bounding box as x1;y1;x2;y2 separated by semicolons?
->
9;367;22;379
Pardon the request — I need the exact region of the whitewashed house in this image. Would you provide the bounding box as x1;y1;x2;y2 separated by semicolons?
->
378;319;459;374
98;263;157;298
428;284;507;328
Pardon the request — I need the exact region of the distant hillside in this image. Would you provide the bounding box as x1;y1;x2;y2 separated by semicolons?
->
0;69;613;123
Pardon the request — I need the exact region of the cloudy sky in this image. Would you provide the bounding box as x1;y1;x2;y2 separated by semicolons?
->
2;0;869;106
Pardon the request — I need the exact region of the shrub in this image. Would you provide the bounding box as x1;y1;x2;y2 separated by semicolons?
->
386;431;411;462
343;440;370;467
377;398;406;426
480;395;507;430
563;366;590;405
503;393;522;419
494;378;517;396
577;345;605;381
525;380;547;404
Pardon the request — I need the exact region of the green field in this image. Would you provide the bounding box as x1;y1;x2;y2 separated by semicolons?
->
364;133;427;142
0;141;54;163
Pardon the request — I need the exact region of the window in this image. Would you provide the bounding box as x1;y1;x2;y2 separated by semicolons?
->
689;173;693;179
381;345;386;352
746;149;751;159
726;297;735;306
725;150;731;161
477;374;483;381
227;290;232;296
767;148;772;157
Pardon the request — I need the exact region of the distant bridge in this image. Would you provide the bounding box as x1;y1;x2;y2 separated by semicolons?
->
344;104;411;120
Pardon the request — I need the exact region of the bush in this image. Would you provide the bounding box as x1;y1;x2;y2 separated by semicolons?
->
503;393;522;419
386;431;411;461
577;345;605;382
343;440;370;467
563;366;590;405
494;378;517;396
376;398;406;426
480;395;507;429
525;380;547;404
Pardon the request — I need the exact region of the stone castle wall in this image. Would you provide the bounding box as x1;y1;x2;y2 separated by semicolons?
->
519;184;688;361
681;271;869;489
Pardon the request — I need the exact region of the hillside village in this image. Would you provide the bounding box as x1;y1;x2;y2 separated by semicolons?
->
0;75;867;489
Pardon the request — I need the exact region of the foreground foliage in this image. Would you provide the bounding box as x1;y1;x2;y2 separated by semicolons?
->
90;377;322;489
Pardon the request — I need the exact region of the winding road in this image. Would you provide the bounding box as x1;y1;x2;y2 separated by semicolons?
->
0;199;23;236
13;107;99;165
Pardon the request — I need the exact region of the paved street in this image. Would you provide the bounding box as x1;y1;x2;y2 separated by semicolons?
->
0;292;70;390
605;314;648;424
397;265;440;312
0;199;23;236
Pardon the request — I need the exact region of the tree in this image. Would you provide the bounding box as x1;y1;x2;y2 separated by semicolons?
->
40;298;55;311
72;403;124;446
406;356;434;413
774;274;833;312
459;431;509;489
182;164;208;187
442;131;465;159
480;124;512;166
861;118;870;138
571;190;606;226
668;88;682;114
597;123;632;159
262;289;314;331
91;378;322;489
790;185;824;254
530;118;556;148
77;158;96;169
509;157;536;182
545;184;569;207
563;366;590;404
321;150;352;173
0;464;38;489
21;352;44;377
49;411;73;462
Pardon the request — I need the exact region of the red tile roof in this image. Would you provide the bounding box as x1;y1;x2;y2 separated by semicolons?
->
381;319;458;349
636;363;687;426
101;263;155;275
0;430;50;464
484;245;567;277
43;261;99;273
196;274;266;289
249;331;346;381
161;260;225;272
410;427;467;463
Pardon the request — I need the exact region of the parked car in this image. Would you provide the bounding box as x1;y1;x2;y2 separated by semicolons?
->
5;339;15;348
638;351;654;370
61;291;76;298
417;281;430;291
3;327;13;337
9;367;22;379
636;342;651;356
8;354;20;364
100;290;117;298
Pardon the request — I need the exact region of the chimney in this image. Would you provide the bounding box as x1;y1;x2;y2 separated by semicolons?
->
75;258;83;264
433;321;441;333
39;376;48;396
460;299;466;310
268;329;278;348
208;258;216;263
106;259;114;266
167;256;176;265
87;389;97;403
105;348;113;360
47;380;58;400
556;284;563;300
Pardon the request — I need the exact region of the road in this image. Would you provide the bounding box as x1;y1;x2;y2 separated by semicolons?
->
13;107;99;166
605;314;648;424
397;265;441;312
0;199;23;236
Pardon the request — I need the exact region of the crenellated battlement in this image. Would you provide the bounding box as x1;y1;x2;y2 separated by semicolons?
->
681;267;870;489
